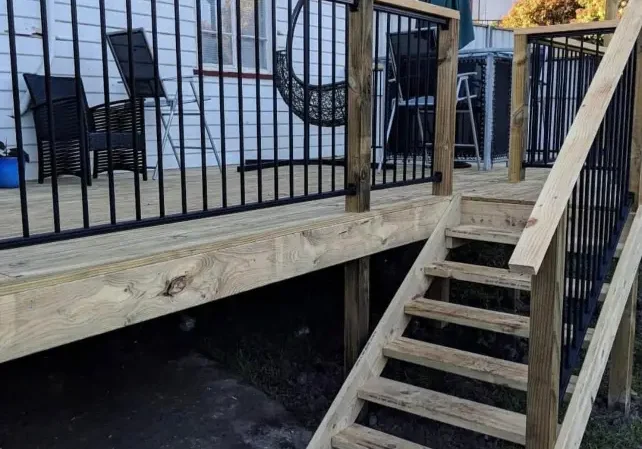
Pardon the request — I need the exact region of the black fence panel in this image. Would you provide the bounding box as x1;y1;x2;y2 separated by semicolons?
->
525;30;613;168
559;43;636;399
1;0;452;249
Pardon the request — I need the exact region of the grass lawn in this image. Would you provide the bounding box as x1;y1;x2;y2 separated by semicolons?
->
580;328;642;449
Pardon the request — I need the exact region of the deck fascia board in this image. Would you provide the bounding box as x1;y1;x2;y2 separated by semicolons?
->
0;195;450;364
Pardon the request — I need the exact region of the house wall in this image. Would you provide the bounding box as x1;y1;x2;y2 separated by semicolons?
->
0;0;510;182
0;0;349;180
471;0;516;23
463;23;513;50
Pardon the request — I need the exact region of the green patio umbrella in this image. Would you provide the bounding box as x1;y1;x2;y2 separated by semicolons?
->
429;0;475;49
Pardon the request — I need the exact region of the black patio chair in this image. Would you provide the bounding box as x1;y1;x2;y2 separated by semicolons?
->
23;73;147;184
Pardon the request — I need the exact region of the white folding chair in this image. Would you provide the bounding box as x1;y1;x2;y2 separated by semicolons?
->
382;32;482;171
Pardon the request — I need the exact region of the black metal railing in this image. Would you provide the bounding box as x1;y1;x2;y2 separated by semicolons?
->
525;28;615;167
371;5;446;189
1;0;453;250
559;44;636;397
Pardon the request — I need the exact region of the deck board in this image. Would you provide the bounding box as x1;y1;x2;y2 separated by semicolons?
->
1;165;549;240
0;166;549;284
0;166;551;364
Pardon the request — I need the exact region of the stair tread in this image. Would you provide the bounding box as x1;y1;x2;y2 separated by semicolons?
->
358;377;526;445
405;298;530;338
332;424;430;449
446;225;522;245
424;261;531;291
384;337;528;391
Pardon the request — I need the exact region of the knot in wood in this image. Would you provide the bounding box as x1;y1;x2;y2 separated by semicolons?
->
164;275;188;297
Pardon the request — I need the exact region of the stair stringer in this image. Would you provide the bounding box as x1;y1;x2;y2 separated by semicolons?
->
306;194;462;449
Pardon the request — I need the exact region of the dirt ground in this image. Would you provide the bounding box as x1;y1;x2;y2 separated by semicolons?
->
0;315;311;449
0;242;640;448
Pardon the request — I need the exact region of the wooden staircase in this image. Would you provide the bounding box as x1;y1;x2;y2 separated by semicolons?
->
307;196;621;449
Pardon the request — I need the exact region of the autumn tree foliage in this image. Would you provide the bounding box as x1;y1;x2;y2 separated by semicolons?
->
500;0;626;28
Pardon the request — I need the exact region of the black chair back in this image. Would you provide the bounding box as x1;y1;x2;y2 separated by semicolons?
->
23;73;89;141
388;27;438;99
23;73;84;106
107;28;167;99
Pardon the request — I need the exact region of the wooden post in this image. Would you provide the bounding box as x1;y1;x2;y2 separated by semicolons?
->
426;278;450;328
607;0;620;21
627;35;642;206
508;34;529;183
344;0;373;374
605;0;619;45
608;33;642;415
526;212;566;449
608;275;638;414
432;18;460;197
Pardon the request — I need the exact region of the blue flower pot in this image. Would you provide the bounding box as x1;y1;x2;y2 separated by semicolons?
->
0;157;19;188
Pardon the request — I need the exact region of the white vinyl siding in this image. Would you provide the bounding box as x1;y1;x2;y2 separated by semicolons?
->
0;0;510;180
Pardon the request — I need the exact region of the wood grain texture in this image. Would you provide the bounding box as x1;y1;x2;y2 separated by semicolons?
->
344;258;370;374
332;424;430;449
383;337;529;391
425;277;450;328
629;36;642;207
608;273;638;415
424;261;531;291
508;34;528;183
374;0;459;20
305;195;461;449
446;225;522;246
344;0;373;376
358;377;526;445
405;298;530;338
513;20;619;35
608;0;621;21
509;1;642;275
526;212;566;449
0;196;452;365
555;211;642;449
0;165;550;252
432;19;460;196
346;0;373;214
460;197;534;229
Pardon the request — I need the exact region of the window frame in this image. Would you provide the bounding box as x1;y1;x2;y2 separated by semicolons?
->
198;0;272;74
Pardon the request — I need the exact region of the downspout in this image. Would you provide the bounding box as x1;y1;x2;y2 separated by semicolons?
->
18;0;56;115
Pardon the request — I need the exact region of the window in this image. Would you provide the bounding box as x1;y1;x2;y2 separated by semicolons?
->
200;0;269;71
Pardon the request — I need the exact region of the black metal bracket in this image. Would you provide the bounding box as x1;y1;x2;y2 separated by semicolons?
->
433;171;443;183
346;183;358;195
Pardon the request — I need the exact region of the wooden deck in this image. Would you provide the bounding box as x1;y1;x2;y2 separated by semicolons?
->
0;165;549;365
1;165;549;239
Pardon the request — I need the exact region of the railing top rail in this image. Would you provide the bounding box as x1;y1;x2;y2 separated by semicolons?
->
513;19;619;37
508;1;642;276
374;0;460;21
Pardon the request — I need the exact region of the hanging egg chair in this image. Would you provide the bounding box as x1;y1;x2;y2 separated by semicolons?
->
274;0;348;127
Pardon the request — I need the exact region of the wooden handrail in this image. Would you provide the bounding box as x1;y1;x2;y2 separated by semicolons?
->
513;19;619;36
508;0;642;275
374;0;460;20
554;211;642;449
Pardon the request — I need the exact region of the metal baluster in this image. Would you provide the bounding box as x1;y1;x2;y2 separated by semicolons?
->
41;0;61;230
6;0;29;237
70;0;90;227
151;0;166;216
